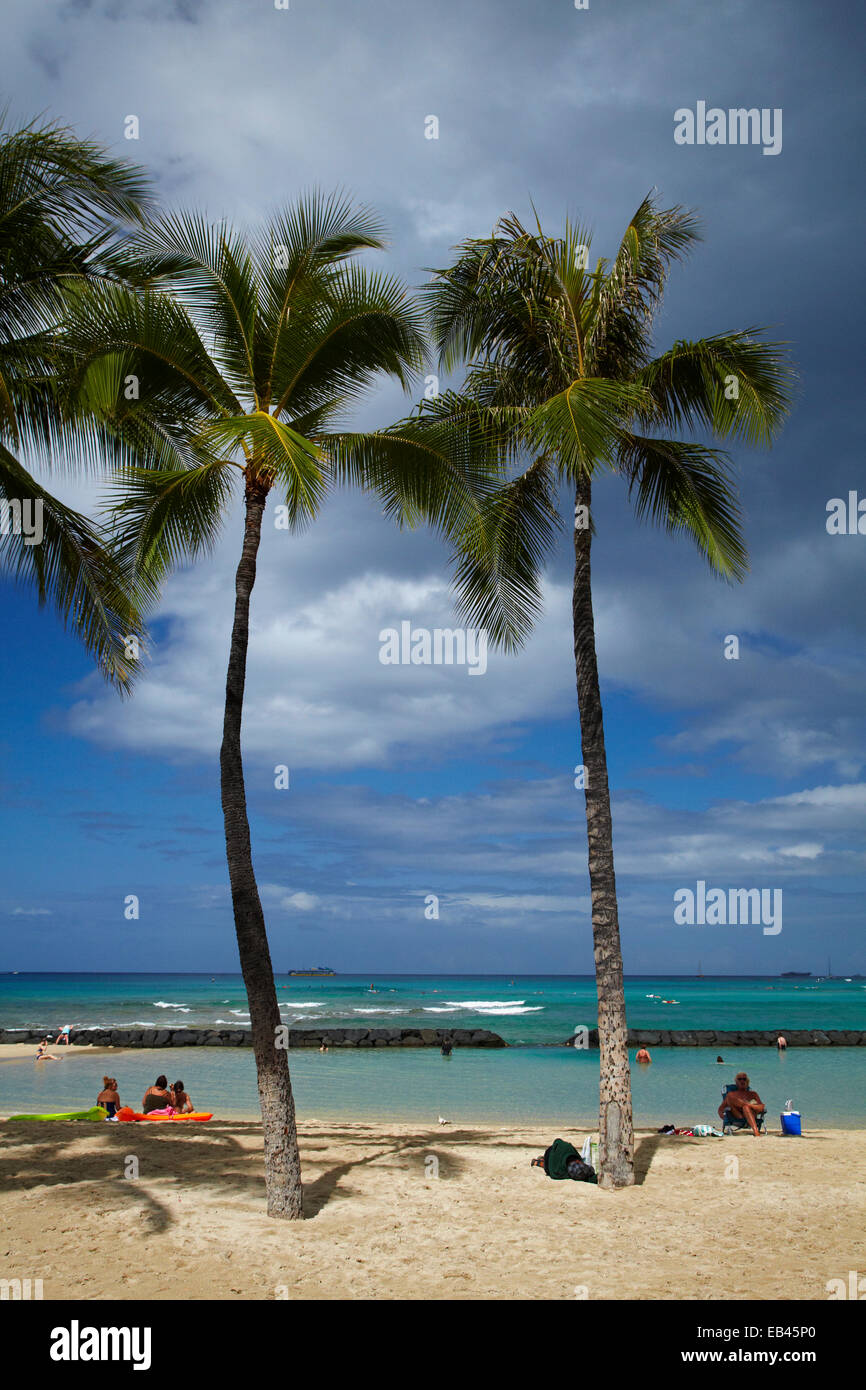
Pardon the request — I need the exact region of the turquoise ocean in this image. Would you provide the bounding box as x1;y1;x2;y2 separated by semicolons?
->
1;973;864;1128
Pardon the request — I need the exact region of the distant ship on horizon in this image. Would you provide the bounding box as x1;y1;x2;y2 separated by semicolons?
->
780;971;811;978
287;965;336;977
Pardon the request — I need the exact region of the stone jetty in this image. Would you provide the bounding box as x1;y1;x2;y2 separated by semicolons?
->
0;1026;506;1049
567;1028;866;1047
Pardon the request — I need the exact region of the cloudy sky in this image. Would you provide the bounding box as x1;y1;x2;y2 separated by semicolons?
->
1;0;864;974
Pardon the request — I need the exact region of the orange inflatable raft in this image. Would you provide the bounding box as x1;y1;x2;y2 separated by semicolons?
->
117;1107;213;1122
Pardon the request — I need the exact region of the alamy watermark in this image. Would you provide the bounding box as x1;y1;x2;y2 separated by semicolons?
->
826;492;866;534
379;621;488;675
674;880;782;935
0;498;43;545
674;103;782;156
1;1277;43;1300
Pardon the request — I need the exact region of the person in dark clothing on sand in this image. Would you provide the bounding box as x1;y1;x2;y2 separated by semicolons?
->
531;1138;597;1182
142;1075;173;1113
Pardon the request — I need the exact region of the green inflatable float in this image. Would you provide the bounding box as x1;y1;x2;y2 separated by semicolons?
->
8;1106;108;1122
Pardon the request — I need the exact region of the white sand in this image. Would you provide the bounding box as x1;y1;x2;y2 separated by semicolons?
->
1;1118;863;1300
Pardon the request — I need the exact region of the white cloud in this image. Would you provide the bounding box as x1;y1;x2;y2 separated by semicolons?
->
281;892;320;912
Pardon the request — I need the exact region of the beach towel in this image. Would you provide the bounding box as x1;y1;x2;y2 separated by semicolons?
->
8;1106;107;1122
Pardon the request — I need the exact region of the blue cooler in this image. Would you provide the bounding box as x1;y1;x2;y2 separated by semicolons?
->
781;1109;802;1136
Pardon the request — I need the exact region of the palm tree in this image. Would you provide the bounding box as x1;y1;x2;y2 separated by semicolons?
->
399;196;793;1186
0;117;151;685
61;194;486;1216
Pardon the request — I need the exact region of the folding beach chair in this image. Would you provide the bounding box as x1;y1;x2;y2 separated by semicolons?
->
721;1083;766;1133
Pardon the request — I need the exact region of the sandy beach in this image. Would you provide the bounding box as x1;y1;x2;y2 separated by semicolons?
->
1;1118;863;1301
0;1044;114;1062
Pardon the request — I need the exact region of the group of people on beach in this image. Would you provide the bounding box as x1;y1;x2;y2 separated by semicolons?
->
96;1075;195;1119
35;1028;72;1060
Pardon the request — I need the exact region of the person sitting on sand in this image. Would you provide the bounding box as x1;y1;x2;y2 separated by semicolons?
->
97;1077;122;1119
54;1024;72;1046
170;1080;193;1113
718;1071;766;1137
635;1047;651;1064
142;1075;174;1114
36;1037;61;1061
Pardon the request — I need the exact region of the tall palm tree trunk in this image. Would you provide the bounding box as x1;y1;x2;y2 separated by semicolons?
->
220;475;303;1218
572;478;634;1188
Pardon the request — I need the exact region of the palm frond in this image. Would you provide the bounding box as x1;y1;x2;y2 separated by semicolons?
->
108;458;238;593
635;331;794;447
0;441;144;687
618;432;748;580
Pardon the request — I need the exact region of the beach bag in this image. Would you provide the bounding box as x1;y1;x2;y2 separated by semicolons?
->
580;1135;599;1170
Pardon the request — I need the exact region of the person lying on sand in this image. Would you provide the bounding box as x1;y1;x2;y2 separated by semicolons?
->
719;1072;766;1136
142;1075;174;1114
97;1077;122;1119
530;1138;597;1182
36;1037;61;1061
171;1080;193;1113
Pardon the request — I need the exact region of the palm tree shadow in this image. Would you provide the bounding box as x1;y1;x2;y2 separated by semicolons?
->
302;1129;470;1217
634;1132;663;1185
0;1121;262;1234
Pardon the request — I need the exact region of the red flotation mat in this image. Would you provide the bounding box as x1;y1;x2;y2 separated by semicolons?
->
117;1107;212;1122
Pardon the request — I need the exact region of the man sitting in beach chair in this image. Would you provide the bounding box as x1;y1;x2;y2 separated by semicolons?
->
719;1072;766;1136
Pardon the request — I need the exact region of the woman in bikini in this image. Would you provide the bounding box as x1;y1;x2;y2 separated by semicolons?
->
97;1077;122;1119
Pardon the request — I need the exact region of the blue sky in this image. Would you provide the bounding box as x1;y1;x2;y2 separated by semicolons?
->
1;0;864;974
